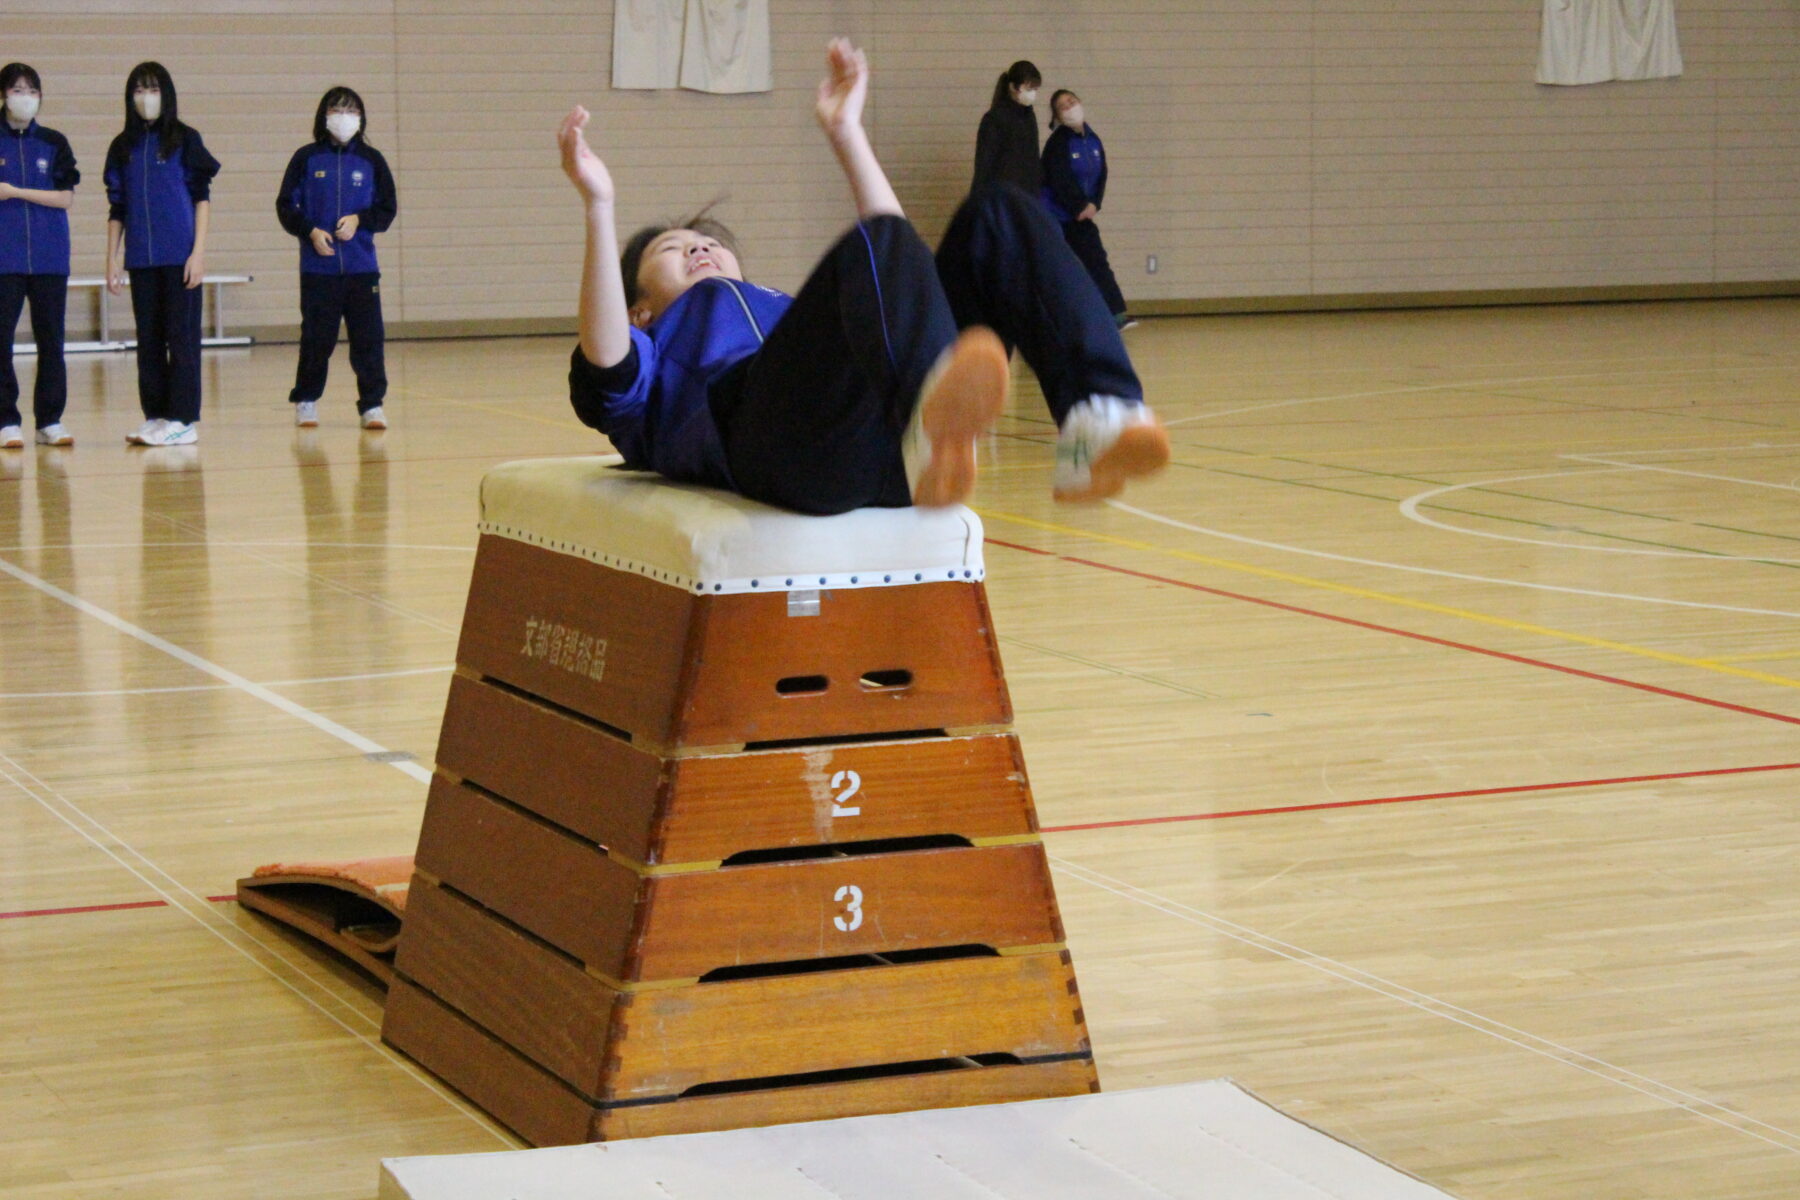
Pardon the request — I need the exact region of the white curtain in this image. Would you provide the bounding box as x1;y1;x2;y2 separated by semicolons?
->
613;0;772;94
1538;0;1683;85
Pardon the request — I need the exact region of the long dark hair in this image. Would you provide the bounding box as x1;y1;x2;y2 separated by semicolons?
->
312;85;372;146
121;61;184;158
1;62;42;98
990;60;1040;110
619;200;739;308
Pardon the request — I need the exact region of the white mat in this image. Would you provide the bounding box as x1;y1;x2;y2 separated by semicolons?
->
379;1080;1457;1199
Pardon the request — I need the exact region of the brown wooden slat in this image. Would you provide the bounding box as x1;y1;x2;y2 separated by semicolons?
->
386;972;1093;1148
677;580;1012;747
658;731;1037;862
434;672;666;860
607;951;1089;1100
394;881;1085;1103
437;673;1037;862
631;843;1065;980
456;534;697;746
413;776;638;972
382;978;592;1150
393;879;616;1094
591;1056;1099;1141
456;536;1010;748
413;780;1060;980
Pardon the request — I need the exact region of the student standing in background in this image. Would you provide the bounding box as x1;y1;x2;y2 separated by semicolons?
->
276;86;397;430
0;62;79;449
1042;88;1131;329
971;60;1042;195
104;61;219;448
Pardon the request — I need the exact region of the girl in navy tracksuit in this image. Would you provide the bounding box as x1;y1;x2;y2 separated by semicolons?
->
103;62;220;447
1041;90;1129;327
561;40;1169;516
0;62;79;449
276;86;397;430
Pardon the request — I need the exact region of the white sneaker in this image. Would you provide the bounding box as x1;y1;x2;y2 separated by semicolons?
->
359;406;388;430
139;419;197;447
126;418;167;445
902;329;1009;508
35;424;74;446
294;401;318;427
1052;396;1171;503
0;426;21;449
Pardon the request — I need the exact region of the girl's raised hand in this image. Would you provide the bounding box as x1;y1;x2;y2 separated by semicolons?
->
558;106;615;207
814;38;869;142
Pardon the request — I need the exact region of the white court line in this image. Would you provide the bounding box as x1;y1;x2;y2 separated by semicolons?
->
1563;440;1800;459
0;752;512;1148
1563;453;1800;495
0;540;475;553
0;664;455;701
1050;855;1800;1156
1104;499;1800;621
1162;364;1800;426
0;553;434;783
1396;470;1800;564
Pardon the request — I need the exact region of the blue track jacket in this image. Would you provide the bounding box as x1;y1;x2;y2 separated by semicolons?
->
103;125;220;270
568;276;794;490
276;138;397;275
0;120;79;275
1040;123;1108;225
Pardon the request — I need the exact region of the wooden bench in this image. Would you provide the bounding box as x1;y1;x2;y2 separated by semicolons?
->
16;273;254;354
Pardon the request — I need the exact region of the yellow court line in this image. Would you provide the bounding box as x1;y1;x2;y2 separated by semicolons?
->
1152;428;1800;461
1701;650;1800;665
976;507;1800;693
388;385;588;432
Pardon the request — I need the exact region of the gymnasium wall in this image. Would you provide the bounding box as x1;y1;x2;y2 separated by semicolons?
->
11;0;1797;340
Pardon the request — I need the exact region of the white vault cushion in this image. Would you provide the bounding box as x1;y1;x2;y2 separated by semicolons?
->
478;457;986;595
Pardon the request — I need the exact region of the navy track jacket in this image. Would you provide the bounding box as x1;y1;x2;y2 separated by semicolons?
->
568;276;794;490
0;120;79;275
103;125;220;270
276;137;397;275
1040;123;1107;225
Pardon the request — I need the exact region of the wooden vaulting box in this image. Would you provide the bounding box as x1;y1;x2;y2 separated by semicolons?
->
381;459;1097;1145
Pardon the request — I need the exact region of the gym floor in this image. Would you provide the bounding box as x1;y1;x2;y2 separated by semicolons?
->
3;297;1798;1198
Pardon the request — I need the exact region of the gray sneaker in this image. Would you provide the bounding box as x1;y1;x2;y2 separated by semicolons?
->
294;401;319;427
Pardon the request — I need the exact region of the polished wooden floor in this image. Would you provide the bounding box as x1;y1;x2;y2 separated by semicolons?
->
3;297;1798;1198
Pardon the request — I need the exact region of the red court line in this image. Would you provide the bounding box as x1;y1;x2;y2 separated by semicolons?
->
984;537;1800;729
1;899;168;919
1043;761;1800;831
2;895;238;921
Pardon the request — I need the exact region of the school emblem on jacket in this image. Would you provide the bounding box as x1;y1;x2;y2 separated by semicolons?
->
351;170;365;187
37;157;49;175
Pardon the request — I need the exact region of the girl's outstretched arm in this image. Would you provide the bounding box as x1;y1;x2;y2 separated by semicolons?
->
559;105;632;369
815;38;902;220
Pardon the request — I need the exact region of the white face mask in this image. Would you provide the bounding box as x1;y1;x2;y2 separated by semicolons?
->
5;93;39;123
326;112;361;143
1061;104;1085;128
1016;87;1037;106
134;91;161;121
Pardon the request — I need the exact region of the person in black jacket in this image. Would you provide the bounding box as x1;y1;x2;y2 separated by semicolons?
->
971;60;1041;194
1041;89;1130;328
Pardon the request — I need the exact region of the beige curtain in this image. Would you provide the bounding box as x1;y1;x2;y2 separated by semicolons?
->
1538;0;1683;85
613;0;771;94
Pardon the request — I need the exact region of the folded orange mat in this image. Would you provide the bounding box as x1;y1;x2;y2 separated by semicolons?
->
236;856;414;987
